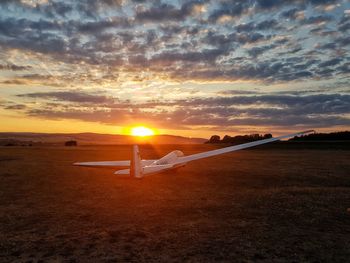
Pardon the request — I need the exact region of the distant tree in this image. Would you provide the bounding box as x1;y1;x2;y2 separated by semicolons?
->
65;140;77;146
263;133;272;139
206;133;275;144
252;134;260;140
222;135;232;143
208;135;221;143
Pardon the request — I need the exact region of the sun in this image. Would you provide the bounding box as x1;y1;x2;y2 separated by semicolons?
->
131;126;155;137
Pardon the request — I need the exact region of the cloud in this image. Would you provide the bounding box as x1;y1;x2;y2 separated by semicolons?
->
11;90;350;130
0;18;62;37
0;63;31;71
209;1;249;22
38;1;73;18
208;0;340;23
336;36;350;47
4;104;26;110
301;15;333;25
338;13;350;31
319;58;343;67
17;91;118;105
247;44;277;57
149;48;227;65
280;8;303;20
316;42;337;50
136;1;206;22
76;17;132;33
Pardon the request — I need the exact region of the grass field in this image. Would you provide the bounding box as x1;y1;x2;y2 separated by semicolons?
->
1;144;350;262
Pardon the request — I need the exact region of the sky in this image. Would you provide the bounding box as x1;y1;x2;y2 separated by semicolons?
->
0;0;349;138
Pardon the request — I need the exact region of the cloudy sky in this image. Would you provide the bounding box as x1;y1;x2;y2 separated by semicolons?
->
0;0;349;137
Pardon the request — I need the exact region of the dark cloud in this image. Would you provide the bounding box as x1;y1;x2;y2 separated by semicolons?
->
0;63;31;71
76;17;132;33
135;1;203;22
319;58;343;67
0;17;62;37
73;0;124;18
203;32;236;50
338;13;350;31
38;1;73;18
309;0;337;5
0;24;66;55
17;91;118;105
339;22;350;31
336;63;350;75
257;0;338;9
4;104;26;110
167;58;317;82
280;8;302;20
247;44;277;57
235;32;270;44
149;48;227;65
179;94;350;109
208;0;339;24
209;1;248;22
0;79;27;85
256;0;288;9
336;36;350;47
236;19;282;33
316;42;337;50
218;90;261;95
302;15;333;25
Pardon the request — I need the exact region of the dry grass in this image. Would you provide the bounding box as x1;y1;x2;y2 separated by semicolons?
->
0;145;350;262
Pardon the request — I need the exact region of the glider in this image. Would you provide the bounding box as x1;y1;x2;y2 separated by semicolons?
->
74;130;314;178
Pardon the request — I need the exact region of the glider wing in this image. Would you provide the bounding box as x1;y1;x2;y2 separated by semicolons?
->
73;159;157;167
174;130;314;165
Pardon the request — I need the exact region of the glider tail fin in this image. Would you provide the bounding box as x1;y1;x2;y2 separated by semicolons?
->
130;145;143;178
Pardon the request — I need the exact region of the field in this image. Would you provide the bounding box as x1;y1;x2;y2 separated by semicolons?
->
1;144;350;262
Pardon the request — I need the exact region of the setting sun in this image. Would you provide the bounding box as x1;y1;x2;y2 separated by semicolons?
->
131;126;155;137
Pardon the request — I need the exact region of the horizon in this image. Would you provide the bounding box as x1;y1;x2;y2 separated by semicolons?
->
0;1;349;137
1;129;349;140
0;130;207;138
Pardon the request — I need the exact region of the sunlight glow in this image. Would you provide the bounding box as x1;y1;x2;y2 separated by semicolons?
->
131;126;155;137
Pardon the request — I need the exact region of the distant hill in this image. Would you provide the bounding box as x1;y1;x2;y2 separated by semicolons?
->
289;131;350;141
0;132;206;146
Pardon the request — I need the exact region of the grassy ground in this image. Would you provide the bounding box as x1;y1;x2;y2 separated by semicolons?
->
0;144;350;262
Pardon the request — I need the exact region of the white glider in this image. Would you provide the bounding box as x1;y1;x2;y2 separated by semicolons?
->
74;130;314;178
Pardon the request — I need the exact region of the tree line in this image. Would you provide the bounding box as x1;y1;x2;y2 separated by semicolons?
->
206;133;273;145
206;131;350;144
289;131;350;141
